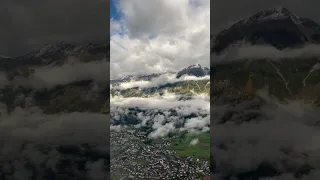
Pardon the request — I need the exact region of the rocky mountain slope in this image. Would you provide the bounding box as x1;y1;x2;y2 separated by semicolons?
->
110;64;210;98
0;42;110;115
0;42;110;179
210;7;320;180
0;42;109;70
212;7;320;54
176;64;210;78
211;7;320;105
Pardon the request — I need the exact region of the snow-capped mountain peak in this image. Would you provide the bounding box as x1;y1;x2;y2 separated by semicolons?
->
176;64;209;78
188;63;202;68
35;42;74;58
68;43;94;56
255;6;299;21
233;7;299;28
212;7;320;53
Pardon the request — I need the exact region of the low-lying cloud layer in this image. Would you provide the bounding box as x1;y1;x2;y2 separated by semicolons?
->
211;90;320;179
111;73;210;90
110;92;210;138
7;60;110;90
212;44;320;63
0;103;110;179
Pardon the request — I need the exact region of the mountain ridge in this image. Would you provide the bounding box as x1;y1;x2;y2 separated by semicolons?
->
210;7;320;105
0;42;109;70
111;64;210;83
212;7;320;54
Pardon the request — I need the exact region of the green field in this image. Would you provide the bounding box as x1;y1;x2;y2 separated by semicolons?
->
169;132;210;161
135;158;148;166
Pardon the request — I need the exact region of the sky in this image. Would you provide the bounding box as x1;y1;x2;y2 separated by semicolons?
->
211;0;320;35
0;0;109;57
110;0;210;79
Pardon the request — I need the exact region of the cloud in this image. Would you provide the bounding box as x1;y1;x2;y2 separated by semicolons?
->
12;60;109;90
212;44;320;63
112;73;210;90
0;103;110;179
189;138;199;146
0;72;9;88
0;0;109;56
211;89;320;179
148;122;175;139
110;0;210;79
86;160;109;180
110;92;209;138
111;91;209;110
110;125;122;132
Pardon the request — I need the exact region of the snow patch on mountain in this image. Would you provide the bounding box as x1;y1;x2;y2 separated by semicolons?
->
176;64;210;78
35;42;73;58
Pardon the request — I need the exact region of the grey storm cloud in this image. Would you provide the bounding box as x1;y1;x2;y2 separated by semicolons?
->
211;0;320;35
0;0;109;57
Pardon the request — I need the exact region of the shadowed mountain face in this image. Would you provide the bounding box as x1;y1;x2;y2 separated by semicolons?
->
0;42;109;70
211;58;320;103
211;7;320;104
212;7;320;54
210;7;320;180
176;64;210;78
0;42;110;180
110;64;210;98
0;42;110;114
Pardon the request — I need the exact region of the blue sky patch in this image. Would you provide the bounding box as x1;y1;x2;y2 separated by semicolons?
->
110;0;121;21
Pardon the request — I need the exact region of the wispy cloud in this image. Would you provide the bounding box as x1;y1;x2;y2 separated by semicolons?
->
11;60;109;90
112;73;210;90
0;103;110;179
211;89;320;179
111;92;209;138
110;0;210;79
212;44;320;63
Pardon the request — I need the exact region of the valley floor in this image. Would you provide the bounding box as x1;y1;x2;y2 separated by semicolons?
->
110;126;209;180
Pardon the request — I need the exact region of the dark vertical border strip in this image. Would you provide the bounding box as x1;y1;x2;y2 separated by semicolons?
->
210;2;214;179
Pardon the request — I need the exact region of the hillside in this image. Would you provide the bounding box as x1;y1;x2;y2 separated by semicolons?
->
0;42;110;180
110;65;211;179
211;7;320;106
210;7;320;180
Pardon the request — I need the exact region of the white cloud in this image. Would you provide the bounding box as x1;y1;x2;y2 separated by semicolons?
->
110;92;209;138
110;0;210;79
111;92;209;110
12;60;109;90
0;72;9;88
112;73;210;90
0;103;110;179
212;44;320;63
189;138;199;146
211;90;320;179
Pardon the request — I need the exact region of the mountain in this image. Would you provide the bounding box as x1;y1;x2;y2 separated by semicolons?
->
176;64;210;78
111;64;210;84
210;8;320;180
0;55;11;69
0;42;109;114
210;7;320;104
0;42;109;70
110;64;210;98
212;7;320;54
0;44;110;179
